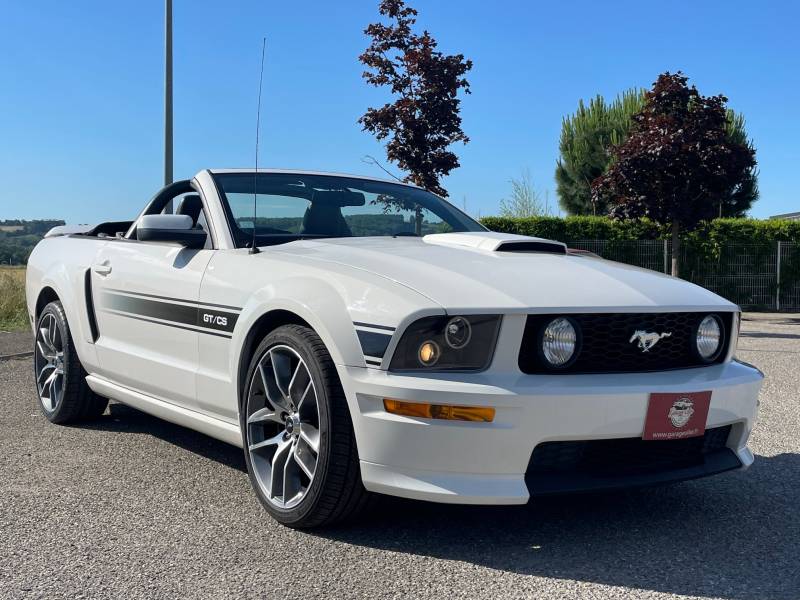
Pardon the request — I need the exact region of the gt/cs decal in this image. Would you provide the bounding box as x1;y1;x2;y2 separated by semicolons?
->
203;313;229;327
100;290;240;338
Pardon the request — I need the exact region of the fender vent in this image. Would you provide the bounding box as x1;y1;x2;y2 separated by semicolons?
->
84;269;99;342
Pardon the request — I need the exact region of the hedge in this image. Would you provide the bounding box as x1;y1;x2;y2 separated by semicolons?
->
479;216;800;309
479;216;800;245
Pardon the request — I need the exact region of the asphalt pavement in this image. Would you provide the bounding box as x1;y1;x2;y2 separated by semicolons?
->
1;315;798;599
0;330;30;358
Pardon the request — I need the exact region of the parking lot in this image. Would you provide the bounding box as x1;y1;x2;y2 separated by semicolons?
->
1;314;798;599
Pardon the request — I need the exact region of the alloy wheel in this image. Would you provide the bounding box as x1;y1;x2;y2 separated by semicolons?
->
246;345;322;509
35;313;65;412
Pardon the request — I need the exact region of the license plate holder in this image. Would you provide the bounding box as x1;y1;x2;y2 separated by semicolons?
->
643;391;711;440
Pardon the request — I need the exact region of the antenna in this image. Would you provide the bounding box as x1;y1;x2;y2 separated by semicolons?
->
250;36;267;254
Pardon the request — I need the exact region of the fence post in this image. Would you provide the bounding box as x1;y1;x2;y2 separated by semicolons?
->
663;239;669;274
776;241;782;312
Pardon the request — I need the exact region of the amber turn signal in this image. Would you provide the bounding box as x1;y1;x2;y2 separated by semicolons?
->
383;398;495;422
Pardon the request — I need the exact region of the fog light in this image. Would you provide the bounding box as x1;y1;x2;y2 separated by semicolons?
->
383;399;495;422
696;314;723;360
417;340;441;366
541;317;579;368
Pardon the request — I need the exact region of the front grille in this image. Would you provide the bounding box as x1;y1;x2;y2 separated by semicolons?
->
518;312;733;374
528;425;732;478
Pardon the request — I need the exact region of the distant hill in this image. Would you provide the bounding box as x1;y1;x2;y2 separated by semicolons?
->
0;220;65;265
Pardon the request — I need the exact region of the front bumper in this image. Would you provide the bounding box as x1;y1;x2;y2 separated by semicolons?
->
338;360;762;504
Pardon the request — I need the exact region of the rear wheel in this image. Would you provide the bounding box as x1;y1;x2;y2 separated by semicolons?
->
241;324;370;528
34;301;108;423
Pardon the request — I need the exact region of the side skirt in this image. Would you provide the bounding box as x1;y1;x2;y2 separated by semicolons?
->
85;375;243;448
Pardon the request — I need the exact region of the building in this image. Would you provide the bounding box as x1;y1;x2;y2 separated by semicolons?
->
770;211;800;221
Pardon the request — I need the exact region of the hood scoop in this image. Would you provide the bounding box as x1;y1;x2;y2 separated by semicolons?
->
423;232;566;254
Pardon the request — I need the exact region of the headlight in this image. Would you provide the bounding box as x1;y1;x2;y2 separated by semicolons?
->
539;317;580;368
696;314;723;360
389;315;501;371
444;316;472;349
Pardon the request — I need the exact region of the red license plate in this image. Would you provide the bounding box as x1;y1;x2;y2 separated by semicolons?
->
643;391;711;440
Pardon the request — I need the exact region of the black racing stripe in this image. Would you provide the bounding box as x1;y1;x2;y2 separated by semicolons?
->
105;292;197;325
107;311;232;338
357;330;392;359
353;321;395;332
104;288;242;312
102;291;238;335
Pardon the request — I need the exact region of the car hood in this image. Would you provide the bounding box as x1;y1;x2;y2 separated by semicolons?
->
271;233;736;313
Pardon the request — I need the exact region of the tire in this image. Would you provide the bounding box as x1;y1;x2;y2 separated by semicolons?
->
241;324;371;528
33;301;108;424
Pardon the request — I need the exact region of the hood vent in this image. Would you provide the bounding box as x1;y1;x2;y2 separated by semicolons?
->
494;240;566;254
423;232;566;254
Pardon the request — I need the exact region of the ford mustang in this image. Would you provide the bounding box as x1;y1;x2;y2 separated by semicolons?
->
26;169;763;528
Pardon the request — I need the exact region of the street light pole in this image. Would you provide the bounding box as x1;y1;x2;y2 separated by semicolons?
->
164;0;173;186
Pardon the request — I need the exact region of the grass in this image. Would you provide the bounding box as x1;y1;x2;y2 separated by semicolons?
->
0;266;28;331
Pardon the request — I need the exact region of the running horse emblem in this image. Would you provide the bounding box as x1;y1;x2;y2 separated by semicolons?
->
629;330;672;353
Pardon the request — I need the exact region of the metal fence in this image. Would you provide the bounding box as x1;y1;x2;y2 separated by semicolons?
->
569;240;800;311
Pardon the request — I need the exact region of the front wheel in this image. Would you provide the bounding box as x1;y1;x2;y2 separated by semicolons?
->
241;324;370;528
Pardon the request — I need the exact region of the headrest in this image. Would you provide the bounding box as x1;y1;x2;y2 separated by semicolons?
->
311;191;365;207
176;195;204;222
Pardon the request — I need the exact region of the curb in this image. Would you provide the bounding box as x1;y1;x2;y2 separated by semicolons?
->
0;351;33;361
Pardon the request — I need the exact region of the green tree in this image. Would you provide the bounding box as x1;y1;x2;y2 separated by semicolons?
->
556;87;758;217
591;72;757;277
720;111;759;218
499;169;547;218
556;89;644;215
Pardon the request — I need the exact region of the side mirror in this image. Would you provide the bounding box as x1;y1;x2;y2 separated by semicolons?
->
137;214;207;249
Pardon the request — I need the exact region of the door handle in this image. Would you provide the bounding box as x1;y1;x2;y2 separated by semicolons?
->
93;261;112;276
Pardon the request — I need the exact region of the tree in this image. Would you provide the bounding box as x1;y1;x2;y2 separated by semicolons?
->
591;72;757;276
499;170;546;218
556;90;644;215
359;0;472;197
557;88;758;217
720;111;759;218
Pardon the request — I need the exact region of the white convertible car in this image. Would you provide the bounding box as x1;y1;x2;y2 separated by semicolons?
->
26;169;763;528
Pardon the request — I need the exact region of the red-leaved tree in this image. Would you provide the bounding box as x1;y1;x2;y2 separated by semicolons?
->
591;72;756;276
359;0;472;197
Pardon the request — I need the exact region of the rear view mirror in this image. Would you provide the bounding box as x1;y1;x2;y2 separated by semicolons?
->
313;190;366;207
137;214;207;249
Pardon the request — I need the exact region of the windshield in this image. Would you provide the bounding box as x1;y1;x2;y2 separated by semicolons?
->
212;172;484;248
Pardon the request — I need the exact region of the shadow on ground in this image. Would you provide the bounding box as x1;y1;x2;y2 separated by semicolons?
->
81;402;246;472
318;453;798;600
82;403;799;600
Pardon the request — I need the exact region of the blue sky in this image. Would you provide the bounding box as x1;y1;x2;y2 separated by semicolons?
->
0;0;797;223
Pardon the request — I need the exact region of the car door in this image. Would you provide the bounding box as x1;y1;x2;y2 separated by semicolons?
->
90;240;212;407
90;185;215;408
